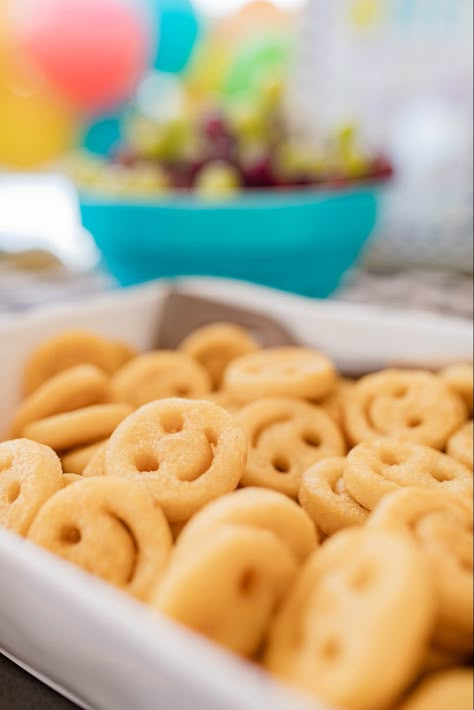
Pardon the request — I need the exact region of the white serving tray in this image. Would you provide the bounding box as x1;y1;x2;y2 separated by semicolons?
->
0;278;472;710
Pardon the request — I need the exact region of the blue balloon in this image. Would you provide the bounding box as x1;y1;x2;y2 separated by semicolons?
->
81;1;199;154
152;0;200;74
82;114;123;156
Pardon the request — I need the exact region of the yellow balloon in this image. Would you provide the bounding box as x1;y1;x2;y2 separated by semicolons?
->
0;75;77;169
0;0;77;168
184;37;233;100
349;0;383;28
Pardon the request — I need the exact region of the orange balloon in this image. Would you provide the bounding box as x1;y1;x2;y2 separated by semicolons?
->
239;1;284;24
0;0;13;74
0;0;11;38
218;1;286;43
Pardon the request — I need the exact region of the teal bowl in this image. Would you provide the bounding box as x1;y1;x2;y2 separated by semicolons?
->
79;186;379;298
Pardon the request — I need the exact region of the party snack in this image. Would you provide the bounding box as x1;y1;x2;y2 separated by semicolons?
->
23;404;133;452
82;442;107;478
28;477;172;600
2;320;473;709
299;457;369;536
175;487;318;563
223;347;337;404
0;439;63;535
422;645;468;674
320;378;355;429
370;488;473;653
344;438;473;511
447;420;473;470
169;520;187;542
62;473;82;487
61;439;109;475
104;398;247;522
344;370;467;449
151;523;297;657
235;398;345;498
180;323;260;390
9;365;110;438
264;528;435;710
23;329;136;395
440;363;473;415
202;390;241;414
113;341;139;370
111;351;211;408
397;668;473;710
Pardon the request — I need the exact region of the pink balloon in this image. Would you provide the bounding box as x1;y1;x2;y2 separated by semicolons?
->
17;0;150;114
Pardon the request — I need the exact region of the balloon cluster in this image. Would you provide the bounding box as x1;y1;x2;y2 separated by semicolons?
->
0;0;199;169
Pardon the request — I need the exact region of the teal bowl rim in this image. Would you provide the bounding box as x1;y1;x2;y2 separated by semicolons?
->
78;180;385;211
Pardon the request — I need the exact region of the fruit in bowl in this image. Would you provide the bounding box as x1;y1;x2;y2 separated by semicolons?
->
72;74;392;297
67;78;393;199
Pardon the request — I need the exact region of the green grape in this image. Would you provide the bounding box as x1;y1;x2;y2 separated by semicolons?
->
194;160;241;198
162;117;196;161
226;102;268;145
274;142;322;180
342;152;370;179
260;76;284;114
127;116;162;156
331;124;371;179
96;163;171;198
64;151;105;187
124;164;171;196
127;114;194;162
335;123;357;151
93;164;131;196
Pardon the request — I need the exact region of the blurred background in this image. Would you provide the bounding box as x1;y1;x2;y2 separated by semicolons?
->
0;0;472;316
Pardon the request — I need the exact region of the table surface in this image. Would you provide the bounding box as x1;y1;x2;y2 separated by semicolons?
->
0;655;77;710
0;259;472;319
0;261;472;710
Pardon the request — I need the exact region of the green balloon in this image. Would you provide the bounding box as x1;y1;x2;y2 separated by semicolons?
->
223;33;292;101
